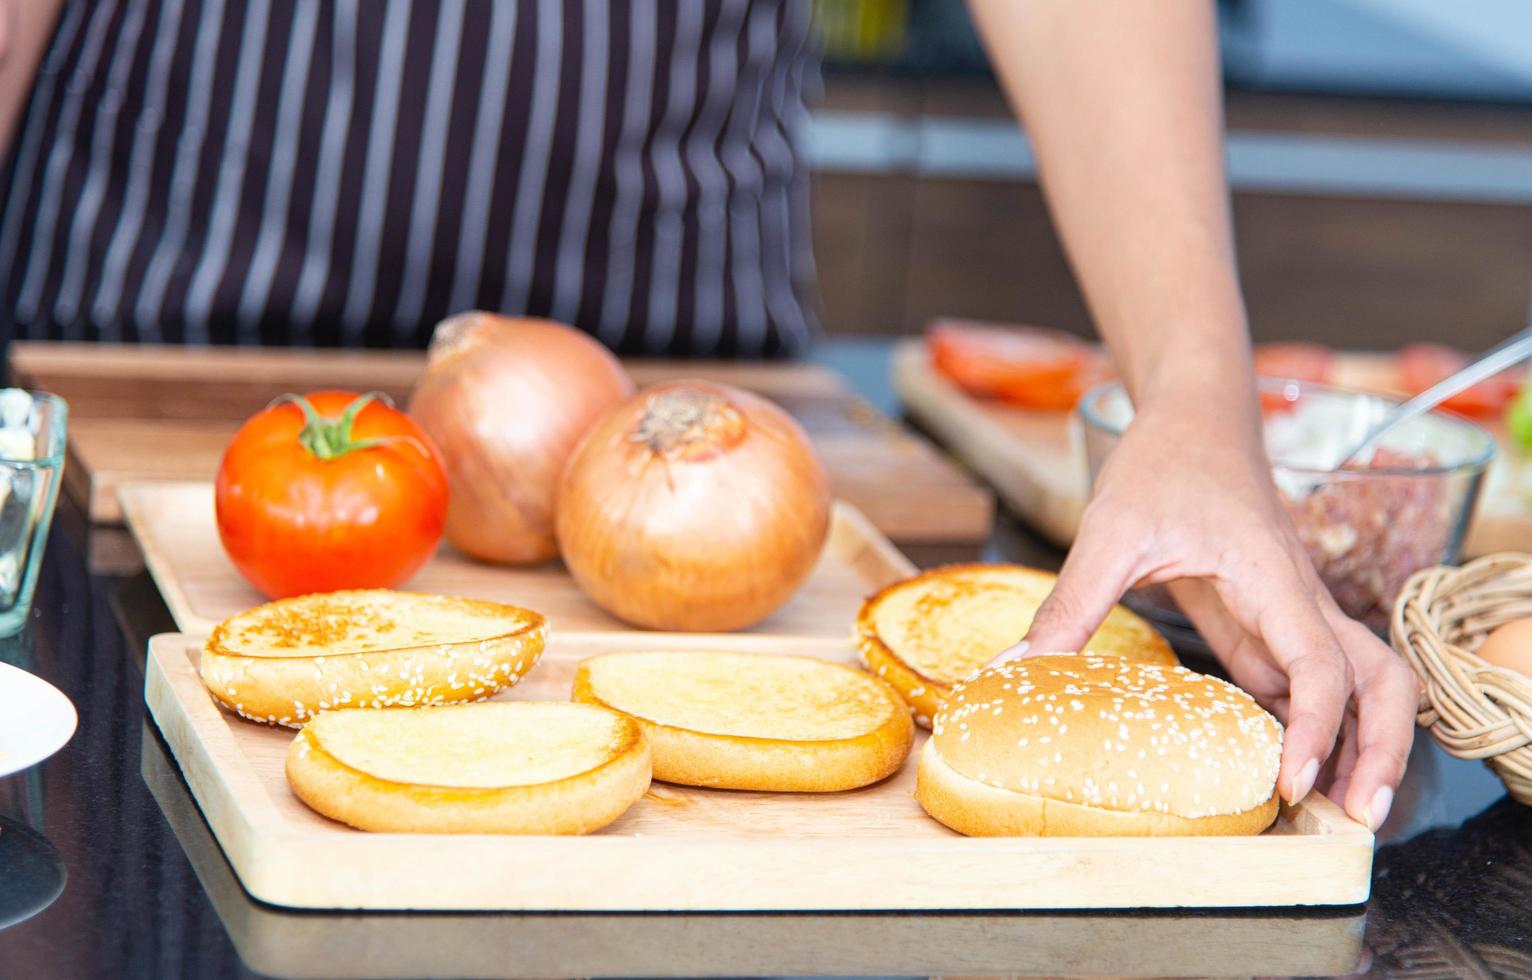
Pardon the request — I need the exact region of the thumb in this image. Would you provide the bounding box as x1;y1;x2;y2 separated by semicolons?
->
992;517;1140;665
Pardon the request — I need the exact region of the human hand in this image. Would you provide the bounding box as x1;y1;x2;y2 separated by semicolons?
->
993;393;1418;831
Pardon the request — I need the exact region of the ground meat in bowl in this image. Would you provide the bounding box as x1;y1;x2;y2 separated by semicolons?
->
1281;449;1451;631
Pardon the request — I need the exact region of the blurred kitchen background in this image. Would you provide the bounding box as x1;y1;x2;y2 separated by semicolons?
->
808;0;1532;350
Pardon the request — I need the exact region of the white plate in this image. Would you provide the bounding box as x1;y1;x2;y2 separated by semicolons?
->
0;661;77;779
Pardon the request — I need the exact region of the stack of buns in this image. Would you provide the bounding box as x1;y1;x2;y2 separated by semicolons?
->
857;564;1177;724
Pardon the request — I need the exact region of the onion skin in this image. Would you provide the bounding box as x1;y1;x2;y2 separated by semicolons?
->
557;380;832;632
408;312;633;564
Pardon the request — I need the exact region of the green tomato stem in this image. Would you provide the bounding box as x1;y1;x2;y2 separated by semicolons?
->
276;392;394;461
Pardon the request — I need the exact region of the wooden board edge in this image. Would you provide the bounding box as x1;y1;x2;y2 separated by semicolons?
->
120;481;220;636
89;482;123;526
831;499;918;582
217;828;1376;911
1285;790;1375;841
10;341;848;395
10;340;424;382
134;731;1375;977
144;634;308;905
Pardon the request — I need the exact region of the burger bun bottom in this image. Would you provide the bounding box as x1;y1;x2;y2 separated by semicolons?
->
916;739;1280;837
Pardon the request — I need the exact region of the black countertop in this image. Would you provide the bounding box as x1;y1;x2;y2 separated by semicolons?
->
1;340;1530;979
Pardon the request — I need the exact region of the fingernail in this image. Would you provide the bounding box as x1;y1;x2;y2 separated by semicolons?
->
1288;758;1319;805
992;641;1029;666
1366;786;1394;832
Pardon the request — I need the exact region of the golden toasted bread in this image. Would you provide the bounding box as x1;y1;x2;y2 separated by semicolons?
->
856;564;1176;725
201;590;546;727
286;701;651;834
572;651;913;792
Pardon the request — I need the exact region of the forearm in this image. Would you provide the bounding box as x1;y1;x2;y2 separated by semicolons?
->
967;0;1254;427
0;0;63;165
974;2;1414;831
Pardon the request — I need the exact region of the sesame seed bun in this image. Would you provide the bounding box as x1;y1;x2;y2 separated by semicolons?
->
286;702;651;834
571;651;914;792
856;564;1177;725
201;590;546;727
916;655;1282;837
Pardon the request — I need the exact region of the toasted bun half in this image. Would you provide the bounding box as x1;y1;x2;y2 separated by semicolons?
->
916;655;1282;837
856;564;1176;724
202;590;546;727
572;651;914;791
285;701;651;834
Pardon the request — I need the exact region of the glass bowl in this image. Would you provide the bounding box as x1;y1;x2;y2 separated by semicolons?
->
0;391;67;638
1077;378;1495;636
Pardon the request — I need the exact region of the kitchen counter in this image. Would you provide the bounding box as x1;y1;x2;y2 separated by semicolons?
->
0;339;1528;979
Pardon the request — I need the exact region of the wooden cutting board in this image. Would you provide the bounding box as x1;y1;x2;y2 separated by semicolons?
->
7;341;992;548
140;720;1367;977
145;631;1374;912
895;340;1528;557
120;482;913;641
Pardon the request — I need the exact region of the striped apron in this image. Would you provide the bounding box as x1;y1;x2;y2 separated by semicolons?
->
0;0;818;355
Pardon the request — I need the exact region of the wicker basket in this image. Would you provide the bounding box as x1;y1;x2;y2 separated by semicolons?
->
1391;553;1532;806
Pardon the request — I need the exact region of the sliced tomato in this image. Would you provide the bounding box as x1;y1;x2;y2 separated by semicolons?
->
1399;343;1522;418
1253;342;1336;413
1253;342;1334;384
993;352;1113;410
927;320;1102;410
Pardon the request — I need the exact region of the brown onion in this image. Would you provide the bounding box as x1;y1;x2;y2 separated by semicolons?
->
408;312;633;564
556;380;832;631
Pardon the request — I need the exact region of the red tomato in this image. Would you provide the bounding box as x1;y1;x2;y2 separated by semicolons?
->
928;320;1104;410
215;391;449;599
1399;343;1521;417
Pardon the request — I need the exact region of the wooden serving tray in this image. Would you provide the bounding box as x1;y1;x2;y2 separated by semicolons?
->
895;340;1086;548
140;724;1367;977
145;629;1374;912
895;340;1529;557
119;482;912;641
8;340;993;549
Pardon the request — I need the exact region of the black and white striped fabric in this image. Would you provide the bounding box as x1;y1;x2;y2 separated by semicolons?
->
0;0;818;355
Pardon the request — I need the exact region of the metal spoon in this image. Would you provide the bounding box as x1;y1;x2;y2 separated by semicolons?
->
1329;324;1532;470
